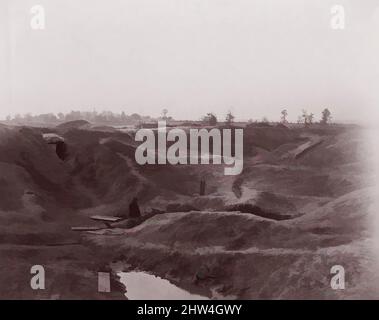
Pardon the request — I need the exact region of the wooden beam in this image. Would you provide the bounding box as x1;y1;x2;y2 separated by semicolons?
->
71;226;102;232
90;215;123;222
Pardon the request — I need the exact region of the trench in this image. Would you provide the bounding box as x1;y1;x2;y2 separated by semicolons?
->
227;204;293;221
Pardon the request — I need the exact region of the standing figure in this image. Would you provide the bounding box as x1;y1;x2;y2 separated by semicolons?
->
129;197;141;218
200;180;206;196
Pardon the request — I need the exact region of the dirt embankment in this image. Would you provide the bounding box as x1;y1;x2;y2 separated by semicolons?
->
86;205;375;299
0;122;375;299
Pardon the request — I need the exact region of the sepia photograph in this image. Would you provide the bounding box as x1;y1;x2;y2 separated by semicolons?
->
1;0;379;310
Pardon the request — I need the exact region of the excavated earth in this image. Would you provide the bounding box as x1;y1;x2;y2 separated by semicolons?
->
0;121;378;299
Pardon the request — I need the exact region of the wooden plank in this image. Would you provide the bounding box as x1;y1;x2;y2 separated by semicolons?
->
90;215;123;222
42;133;65;144
71;226;102;231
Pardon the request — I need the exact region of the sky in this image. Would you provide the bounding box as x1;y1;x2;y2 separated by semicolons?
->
0;0;379;123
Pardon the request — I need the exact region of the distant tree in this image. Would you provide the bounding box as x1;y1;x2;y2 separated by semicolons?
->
161;108;168;120
209;113;218;126
24;113;33;122
225;110;235;125
301;110;308;125
95;112;106;123
280;109;288;123
57;113;65;121
130;113;142;122
14;114;22;122
321;108;332;124
301;110;314;127
121;111;127;122
105;111;116;122
202;113;218;126
6;109;168;125
91;109;98;121
261;116;269;124
308;113;314;124
81;111;95;122
66;110;81;121
40;113;58;123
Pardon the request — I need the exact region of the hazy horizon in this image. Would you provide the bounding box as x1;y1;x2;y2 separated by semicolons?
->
1;0;379;124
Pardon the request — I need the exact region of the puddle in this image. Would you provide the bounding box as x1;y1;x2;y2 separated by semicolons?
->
118;271;209;300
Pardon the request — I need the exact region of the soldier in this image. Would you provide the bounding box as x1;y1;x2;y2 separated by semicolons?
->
129;197;141;218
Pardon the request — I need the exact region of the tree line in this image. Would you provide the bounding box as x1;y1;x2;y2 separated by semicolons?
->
4;110;154;125
4;107;333;127
201;108;332;126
